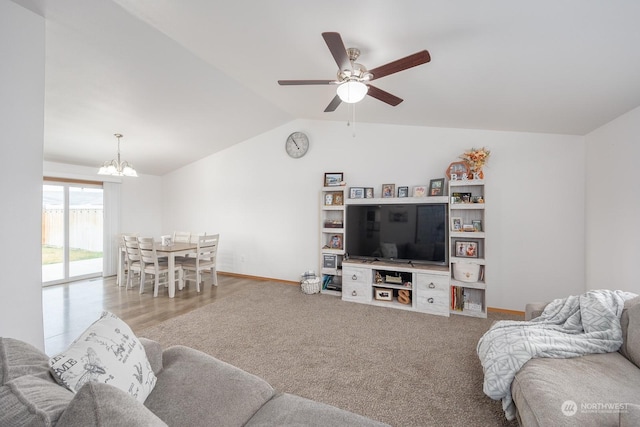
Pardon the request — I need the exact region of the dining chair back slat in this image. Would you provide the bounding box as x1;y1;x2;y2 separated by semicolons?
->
173;231;191;244
182;234;219;292
123;235;142;289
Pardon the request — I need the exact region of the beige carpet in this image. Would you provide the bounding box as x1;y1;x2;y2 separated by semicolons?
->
140;281;521;426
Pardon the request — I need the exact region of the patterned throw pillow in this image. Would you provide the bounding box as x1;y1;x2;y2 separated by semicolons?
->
49;311;157;403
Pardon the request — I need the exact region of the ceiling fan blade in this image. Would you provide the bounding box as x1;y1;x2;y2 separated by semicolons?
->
322;32;350;70
324;95;342;112
366;85;403;106
368;50;431;81
278;80;335;85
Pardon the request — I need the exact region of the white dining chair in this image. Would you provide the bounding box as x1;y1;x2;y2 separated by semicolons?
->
138;237;184;297
172;231;191;244
181;234;219;292
123;235;142;290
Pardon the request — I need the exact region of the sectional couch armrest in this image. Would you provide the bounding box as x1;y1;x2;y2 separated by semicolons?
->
525;302;549;321
139;337;163;375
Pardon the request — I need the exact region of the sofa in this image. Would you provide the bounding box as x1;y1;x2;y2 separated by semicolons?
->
510;296;640;426
1;334;388;426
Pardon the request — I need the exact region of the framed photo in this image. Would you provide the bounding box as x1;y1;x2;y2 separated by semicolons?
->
324;172;343;187
365;187;374;198
451;192;472;204
349;187;365;199
333;193;343;205
374;288;393;301
382;184;395;198
323;254;337;269
329;234;343;249
472;219;483;232
451;217;463;231
324;193;333;206
455;240;478;258
413;186;427;197
429;178;445;196
398;186;409;198
446;162;470;180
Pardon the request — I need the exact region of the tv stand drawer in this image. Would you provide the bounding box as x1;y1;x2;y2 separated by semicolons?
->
342;282;371;303
342;266;371;285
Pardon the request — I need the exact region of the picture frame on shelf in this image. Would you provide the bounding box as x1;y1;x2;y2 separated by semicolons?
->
382;184;395;198
374;288;393;301
455;240;478;258
324;193;333;206
333;192;343;205
429;178;445;196
324;172;343;187
398;186;409;198
365;187;374;198
329;234;343;249
451;217;463;231
413;185;427;197
349;187;365;199
446;161;470;180
323;253;337;269
451;192;472;204
472;220;483;232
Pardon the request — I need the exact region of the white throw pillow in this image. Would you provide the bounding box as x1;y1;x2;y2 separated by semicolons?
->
49;311;157;403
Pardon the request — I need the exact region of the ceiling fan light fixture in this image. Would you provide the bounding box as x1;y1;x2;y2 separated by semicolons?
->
337;80;368;103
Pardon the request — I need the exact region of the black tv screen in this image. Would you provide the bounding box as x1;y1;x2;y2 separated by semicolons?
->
345;203;448;265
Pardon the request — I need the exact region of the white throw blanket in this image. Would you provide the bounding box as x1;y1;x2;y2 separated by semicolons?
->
477;289;638;420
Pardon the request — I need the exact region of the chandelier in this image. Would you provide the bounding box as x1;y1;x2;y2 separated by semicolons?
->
97;133;138;177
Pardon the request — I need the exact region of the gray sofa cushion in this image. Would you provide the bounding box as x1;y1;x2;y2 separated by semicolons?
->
139;338;164;376
620;403;640;427
620;296;640;368
0;337;53;383
245;393;389;427
57;382;167;427
144;345;275;427
0;338;74;426
512;352;640;427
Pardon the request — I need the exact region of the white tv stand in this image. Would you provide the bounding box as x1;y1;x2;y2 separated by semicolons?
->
342;259;450;317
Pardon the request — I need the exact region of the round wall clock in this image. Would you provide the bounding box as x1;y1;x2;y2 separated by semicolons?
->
285;132;309;158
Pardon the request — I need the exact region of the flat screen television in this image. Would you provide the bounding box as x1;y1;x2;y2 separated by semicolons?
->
345;203;448;266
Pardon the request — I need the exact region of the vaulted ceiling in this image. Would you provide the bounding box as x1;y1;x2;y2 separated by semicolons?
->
12;0;640;175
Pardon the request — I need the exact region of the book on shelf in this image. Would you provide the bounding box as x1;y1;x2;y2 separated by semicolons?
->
450;286;483;312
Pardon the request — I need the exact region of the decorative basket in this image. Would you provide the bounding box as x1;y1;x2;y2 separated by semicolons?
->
301;278;321;295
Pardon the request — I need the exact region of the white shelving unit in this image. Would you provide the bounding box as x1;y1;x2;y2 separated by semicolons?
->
319;175;489;320
320;186;346;295
448;179;487;318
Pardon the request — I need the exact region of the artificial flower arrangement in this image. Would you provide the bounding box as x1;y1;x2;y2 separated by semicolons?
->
460;147;490;177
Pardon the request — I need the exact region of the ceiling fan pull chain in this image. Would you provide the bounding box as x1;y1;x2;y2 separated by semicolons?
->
352;103;357;137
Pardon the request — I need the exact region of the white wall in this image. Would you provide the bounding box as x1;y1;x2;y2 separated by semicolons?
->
0;1;45;349
585;106;640;294
163;119;585;311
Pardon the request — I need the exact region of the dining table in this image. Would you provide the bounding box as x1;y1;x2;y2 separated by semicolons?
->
154;241;198;298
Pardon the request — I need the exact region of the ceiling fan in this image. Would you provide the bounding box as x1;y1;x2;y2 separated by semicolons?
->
278;32;431;112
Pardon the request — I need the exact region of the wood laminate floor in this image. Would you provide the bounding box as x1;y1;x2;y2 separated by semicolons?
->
42;273;272;356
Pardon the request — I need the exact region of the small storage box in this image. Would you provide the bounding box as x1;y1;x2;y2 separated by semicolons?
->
453;263;480;283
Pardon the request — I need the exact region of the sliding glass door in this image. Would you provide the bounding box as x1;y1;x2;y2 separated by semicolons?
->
42;181;104;285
